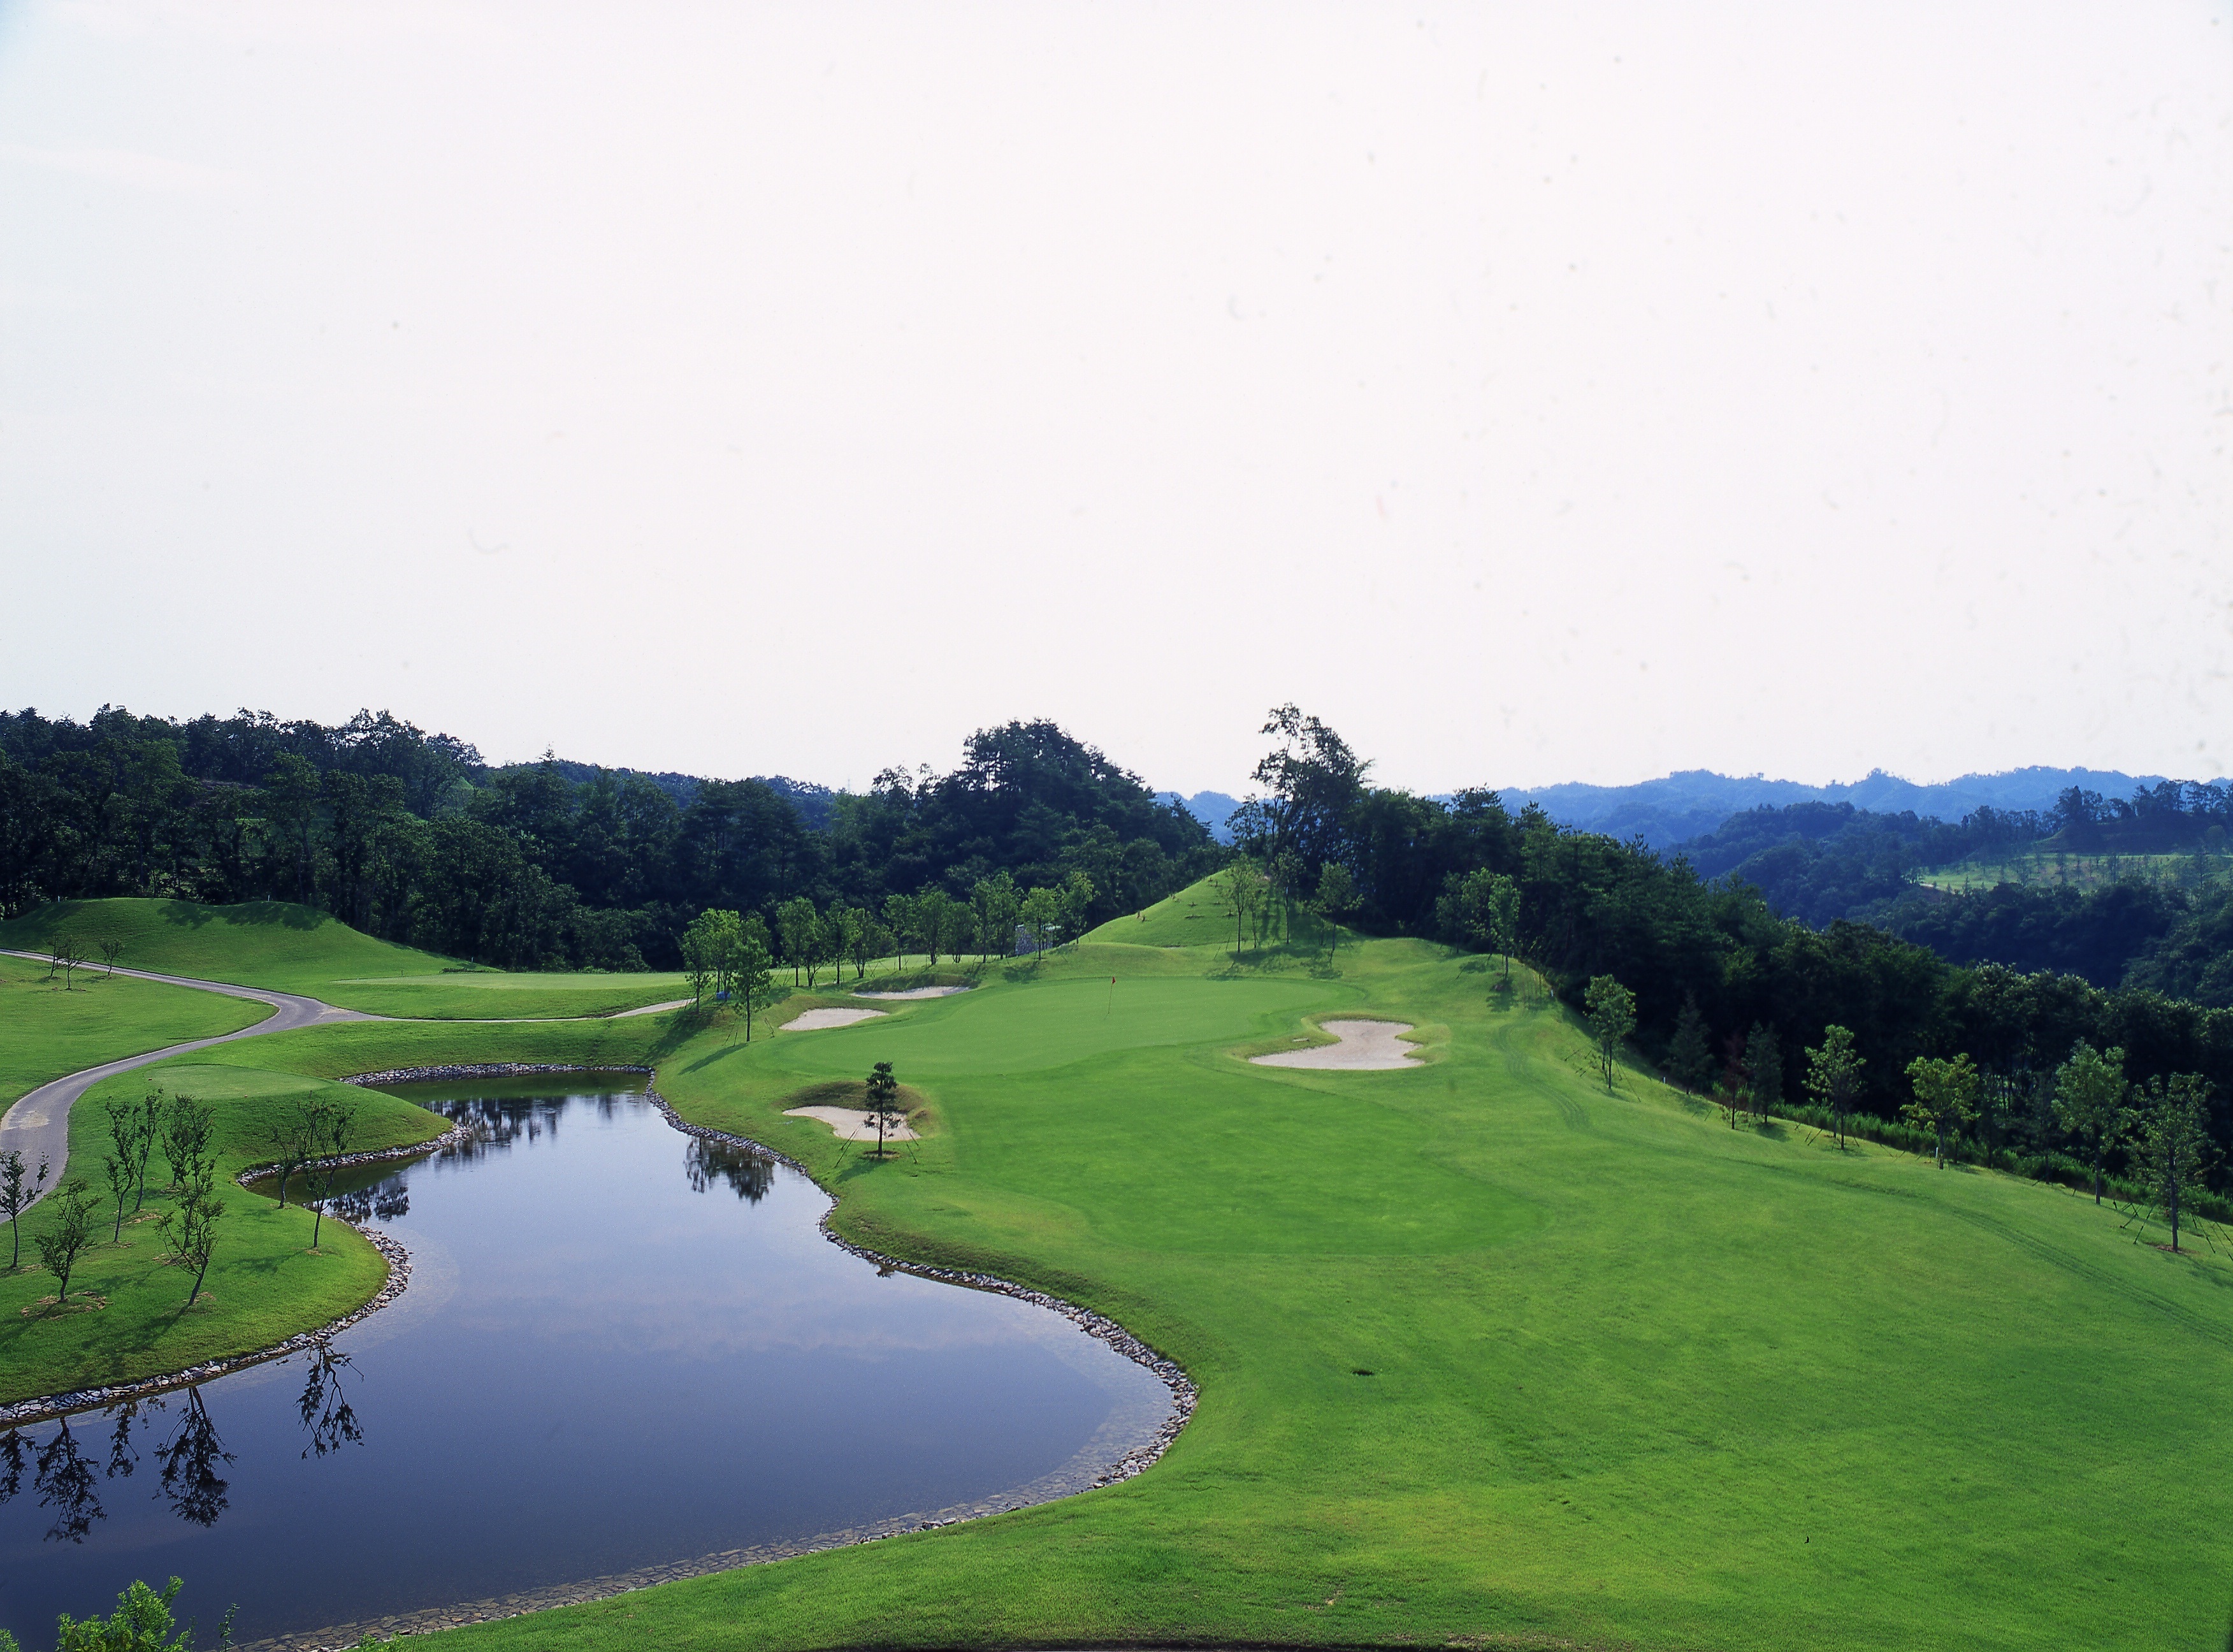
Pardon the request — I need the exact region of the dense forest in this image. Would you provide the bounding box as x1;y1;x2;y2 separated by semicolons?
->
0;706;1218;969
1667;790;2233;997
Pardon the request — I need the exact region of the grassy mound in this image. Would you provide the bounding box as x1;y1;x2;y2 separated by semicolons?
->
0;899;688;1018
0;897;456;990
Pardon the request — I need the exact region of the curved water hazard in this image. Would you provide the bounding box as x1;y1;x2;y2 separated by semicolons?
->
0;1075;1178;1649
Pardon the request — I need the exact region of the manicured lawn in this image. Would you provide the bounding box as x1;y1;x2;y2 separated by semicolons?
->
0;955;268;1108
0;898;688;1018
14;881;2233;1648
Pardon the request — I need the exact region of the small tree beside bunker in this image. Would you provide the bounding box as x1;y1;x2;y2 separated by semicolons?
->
864;1061;902;1159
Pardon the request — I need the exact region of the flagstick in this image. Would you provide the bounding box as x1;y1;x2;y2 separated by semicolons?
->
1108;975;1115;1017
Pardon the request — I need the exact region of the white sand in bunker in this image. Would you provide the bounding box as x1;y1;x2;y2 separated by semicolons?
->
777;1008;890;1032
853;985;973;1000
783;1106;920;1141
1250;1019;1422;1070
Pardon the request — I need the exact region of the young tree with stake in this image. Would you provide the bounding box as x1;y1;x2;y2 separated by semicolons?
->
916;888;954;966
2055;1041;2128;1204
1744;1023;1783;1125
883;893;916;971
1;1149;50;1269
163;1164;224;1309
1805;1024;1865;1150
1667;996;1712;1096
130;1087;163;1211
864;1061;902;1160
1313;862;1356;964
2132;1075;2213;1252
1220;855;1260;961
263;1096;326;1210
1584;975;1636;1092
34;1178;99;1308
308;1105;356;1251
1904;1054;1979;1168
731;918;775;1043
103;1148;134;1243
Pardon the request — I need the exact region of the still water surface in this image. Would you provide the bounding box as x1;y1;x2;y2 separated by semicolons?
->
0;1076;1171;1645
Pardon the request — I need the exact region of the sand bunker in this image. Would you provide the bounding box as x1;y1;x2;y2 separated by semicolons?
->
782;1105;920;1142
853;985;972;1001
778;1008;890;1032
1250;1019;1421;1071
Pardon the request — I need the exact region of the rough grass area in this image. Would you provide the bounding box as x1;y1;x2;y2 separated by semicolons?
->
0;954;269;1109
0;898;689;1018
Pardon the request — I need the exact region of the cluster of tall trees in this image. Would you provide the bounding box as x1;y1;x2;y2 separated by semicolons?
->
1224;706;2233;1200
0;706;1213;971
679;870;1102;1023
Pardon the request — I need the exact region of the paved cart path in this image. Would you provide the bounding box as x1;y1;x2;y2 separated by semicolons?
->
0;952;688;1208
0;952;379;1201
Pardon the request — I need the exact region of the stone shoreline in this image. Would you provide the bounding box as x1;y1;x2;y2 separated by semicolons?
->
0;1118;475;1429
8;1061;1198;1648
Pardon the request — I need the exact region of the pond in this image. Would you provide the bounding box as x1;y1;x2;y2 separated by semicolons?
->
0;1075;1176;1648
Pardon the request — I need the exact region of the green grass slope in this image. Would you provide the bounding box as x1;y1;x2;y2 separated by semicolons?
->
17;911;2232;1648
1085;873;1347;962
0;955;269;1109
408;929;2233;1652
0;899;686;1018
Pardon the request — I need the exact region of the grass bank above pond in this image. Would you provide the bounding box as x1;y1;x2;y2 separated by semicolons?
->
430;891;2233;1652
0;898;689;1019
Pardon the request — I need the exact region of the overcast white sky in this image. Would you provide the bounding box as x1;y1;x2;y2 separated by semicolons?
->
1;1;2228;796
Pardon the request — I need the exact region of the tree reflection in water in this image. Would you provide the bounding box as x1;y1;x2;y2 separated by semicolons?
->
684;1137;773;1203
35;1417;103;1543
105;1400;143;1482
296;1343;363;1460
155;1388;232;1527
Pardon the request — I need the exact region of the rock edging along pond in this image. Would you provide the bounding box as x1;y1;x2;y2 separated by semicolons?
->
6;1062;1197;1511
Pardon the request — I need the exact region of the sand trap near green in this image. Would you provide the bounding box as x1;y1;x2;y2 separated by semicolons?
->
782;1104;920;1141
779;1007;889;1031
1251;1017;1420;1069
853;985;971;1000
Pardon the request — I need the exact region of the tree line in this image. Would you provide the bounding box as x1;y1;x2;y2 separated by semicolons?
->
677;871;1099;1027
1227;705;2233;1202
0;707;1214;971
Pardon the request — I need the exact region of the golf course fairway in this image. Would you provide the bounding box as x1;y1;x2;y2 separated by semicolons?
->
6;881;2230;1649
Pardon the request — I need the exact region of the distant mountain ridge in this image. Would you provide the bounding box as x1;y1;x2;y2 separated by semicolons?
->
1496;767;2162;851
1156;791;1243;844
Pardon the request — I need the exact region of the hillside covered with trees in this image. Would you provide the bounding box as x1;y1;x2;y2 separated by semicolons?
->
0;706;1218;970
1218;708;2233;1196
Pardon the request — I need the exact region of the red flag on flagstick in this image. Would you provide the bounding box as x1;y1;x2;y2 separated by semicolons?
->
1107;975;1116;1016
